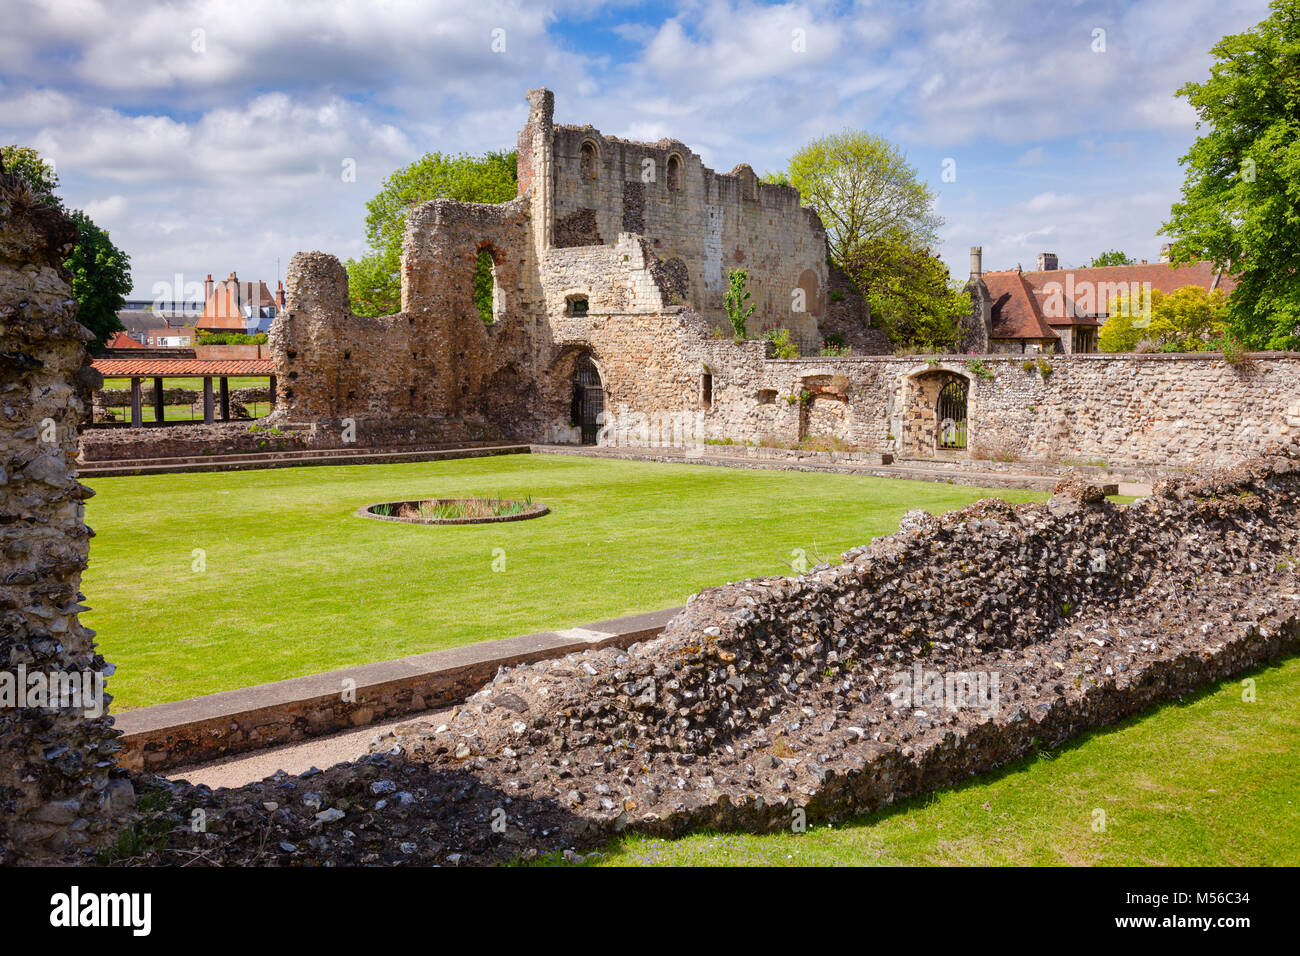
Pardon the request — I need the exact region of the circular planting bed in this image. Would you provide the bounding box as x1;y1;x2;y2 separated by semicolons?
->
357;497;549;525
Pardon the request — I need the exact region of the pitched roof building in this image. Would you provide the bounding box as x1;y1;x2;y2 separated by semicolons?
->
198;272;285;332
962;245;1235;354
105;330;143;349
960;248;1062;354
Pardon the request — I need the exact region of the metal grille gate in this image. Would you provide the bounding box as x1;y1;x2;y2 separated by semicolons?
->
936;379;968;450
572;356;604;445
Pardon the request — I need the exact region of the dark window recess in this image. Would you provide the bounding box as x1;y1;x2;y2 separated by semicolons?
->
701;373;713;409
568;296;589;316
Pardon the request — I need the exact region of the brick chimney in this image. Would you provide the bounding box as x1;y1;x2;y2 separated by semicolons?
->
204;273;213;304
962;246;992;353
277;280;286;309
1036;252;1058;271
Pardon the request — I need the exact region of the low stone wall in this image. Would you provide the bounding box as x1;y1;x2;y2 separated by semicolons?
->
115;608;679;773
78;421;309;461
77;414;504;463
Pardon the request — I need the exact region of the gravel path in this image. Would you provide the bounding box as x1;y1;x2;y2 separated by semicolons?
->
166;710;455;790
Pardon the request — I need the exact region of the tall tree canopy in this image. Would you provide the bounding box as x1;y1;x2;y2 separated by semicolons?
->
777;130;961;351
2;144;129;352
1161;0;1300;350
785;130;942;265
346;150;517;318
65;210;133;350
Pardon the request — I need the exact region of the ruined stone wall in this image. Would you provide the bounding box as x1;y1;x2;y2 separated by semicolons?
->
696;353;1300;470
0;170;125;864
549;121;830;349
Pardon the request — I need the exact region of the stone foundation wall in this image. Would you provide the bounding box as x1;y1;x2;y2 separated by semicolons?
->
0;169;125;864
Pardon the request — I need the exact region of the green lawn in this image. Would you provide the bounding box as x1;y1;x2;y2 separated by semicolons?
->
96;402;272;423
102;376;270;390
580;655;1300;866
82;456;1046;710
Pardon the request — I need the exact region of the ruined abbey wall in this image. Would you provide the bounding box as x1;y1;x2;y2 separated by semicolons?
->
549;124;829;349
0;169;125;864
268;88;1296;477
696;352;1300;470
269;87;851;439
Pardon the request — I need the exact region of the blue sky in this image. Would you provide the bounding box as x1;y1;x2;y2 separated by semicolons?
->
0;0;1271;300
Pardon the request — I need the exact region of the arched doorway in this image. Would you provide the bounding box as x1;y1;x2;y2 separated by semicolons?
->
570;354;604;445
936;379;968;450
900;370;971;457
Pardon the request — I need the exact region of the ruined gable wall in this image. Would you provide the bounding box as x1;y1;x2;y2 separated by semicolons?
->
549;126;829;349
271;194;532;431
0;172;124;864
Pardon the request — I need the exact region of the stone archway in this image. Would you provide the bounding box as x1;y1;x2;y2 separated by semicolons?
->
901;369;971;458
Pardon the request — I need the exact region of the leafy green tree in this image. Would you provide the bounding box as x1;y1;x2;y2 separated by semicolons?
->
346;150;516;316
1097;301;1148;353
1161;0;1300;349
843;233;969;351
774;131;953;348
782;130;942;265
1088;250;1135;267
1;145;60;205
1099;286;1227;352
4;144;129;352
65;210;130;352
724;268;754;340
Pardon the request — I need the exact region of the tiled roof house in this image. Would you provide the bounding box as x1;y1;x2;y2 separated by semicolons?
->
198;272;286;332
961;246;1235;354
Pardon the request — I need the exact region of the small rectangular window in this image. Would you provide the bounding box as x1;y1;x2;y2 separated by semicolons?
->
701;373;713;409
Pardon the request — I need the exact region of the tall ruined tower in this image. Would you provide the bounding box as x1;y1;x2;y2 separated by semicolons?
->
519;87;555;253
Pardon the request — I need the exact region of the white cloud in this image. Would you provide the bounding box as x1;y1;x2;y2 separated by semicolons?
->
0;0;1274;297
83;193;127;225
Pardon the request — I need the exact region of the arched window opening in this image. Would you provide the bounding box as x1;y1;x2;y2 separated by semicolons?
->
666;154;681;192
580;142;598;181
474;248;502;324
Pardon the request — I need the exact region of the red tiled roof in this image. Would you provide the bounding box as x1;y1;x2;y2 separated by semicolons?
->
983;271;1059;341
106;331;143;348
1013;260;1234;318
1032;287;1100;328
93;358;274;377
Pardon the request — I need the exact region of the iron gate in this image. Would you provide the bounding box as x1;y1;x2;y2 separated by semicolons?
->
936;379;968;450
571;356;604;445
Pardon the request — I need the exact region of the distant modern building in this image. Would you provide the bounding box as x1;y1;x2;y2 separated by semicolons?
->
143;324;197;347
198;272;285;333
